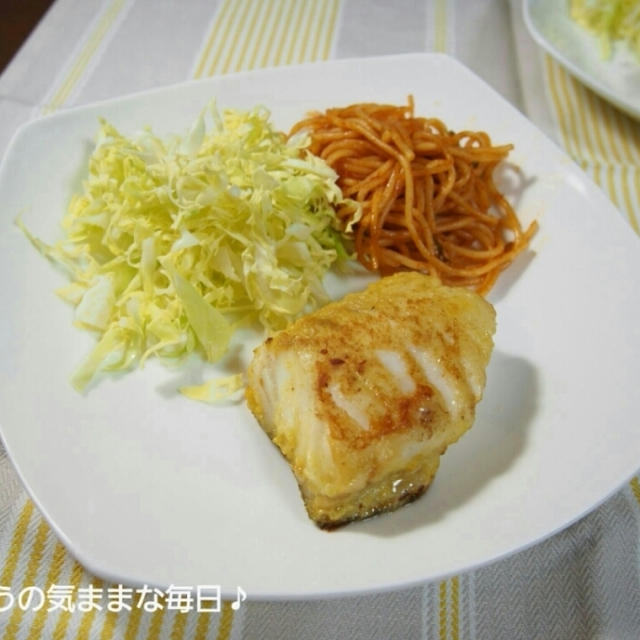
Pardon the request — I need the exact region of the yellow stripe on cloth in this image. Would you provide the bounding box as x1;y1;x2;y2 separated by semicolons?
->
24;541;67;640
451;577;460;640
75;578;104;640
631;476;640;507
258;0;289;69
284;0;307;65
244;0;277;71
271;0;297;66
437;577;460;640
97;607;119;640
544;55;575;156
43;0;127;113
144;607;166;639
434;0;448;53
0;500;34;587
193;611;211;640
297;0;321;63
168;610;188;640
216;601;235;640
231;0;268;72
193;0;341;78
192;0;234;78
438;580;447;639
2;517;49;640
307;0;331;63
217;0;256;75
321;0;341;60
52;560;85;640
123;604;144;640
543;54;640;234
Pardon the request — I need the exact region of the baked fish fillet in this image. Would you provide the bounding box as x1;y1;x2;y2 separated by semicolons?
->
246;272;496;529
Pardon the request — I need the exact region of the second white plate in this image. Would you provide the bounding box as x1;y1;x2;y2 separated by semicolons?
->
524;0;640;119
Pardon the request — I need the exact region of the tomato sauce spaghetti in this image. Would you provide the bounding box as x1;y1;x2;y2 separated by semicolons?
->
290;97;537;294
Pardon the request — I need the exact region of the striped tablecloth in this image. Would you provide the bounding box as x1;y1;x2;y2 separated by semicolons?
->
1;1;639;638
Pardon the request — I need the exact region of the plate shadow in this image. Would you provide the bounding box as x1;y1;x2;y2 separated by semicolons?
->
349;350;538;537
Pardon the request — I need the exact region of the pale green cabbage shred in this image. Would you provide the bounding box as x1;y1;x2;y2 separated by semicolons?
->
20;102;358;392
570;0;640;59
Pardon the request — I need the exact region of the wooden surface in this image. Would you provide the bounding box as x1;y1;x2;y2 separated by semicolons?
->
0;0;56;73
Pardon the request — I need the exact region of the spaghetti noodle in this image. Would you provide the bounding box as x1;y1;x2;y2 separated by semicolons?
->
290;97;537;294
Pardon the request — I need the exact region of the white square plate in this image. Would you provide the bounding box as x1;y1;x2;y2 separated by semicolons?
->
1;54;639;599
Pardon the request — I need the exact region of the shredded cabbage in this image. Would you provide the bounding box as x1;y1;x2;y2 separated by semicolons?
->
19;102;358;392
570;0;640;59
179;374;245;403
